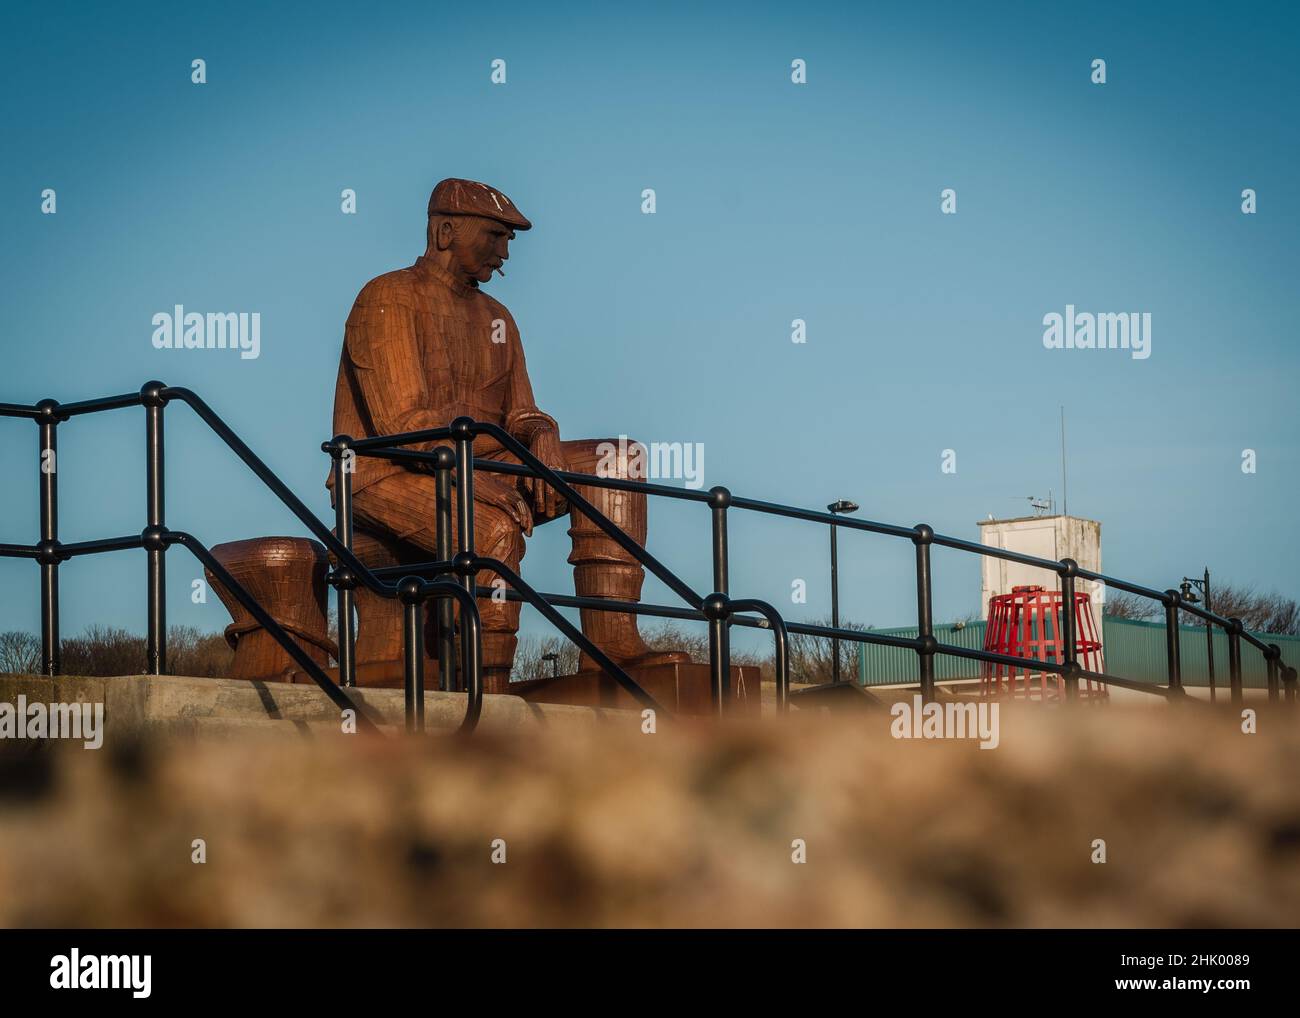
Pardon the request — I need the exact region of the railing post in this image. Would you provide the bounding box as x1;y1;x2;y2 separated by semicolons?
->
913;524;936;702
398;578;426;733
1266;643;1280;704
708;486;731;712
450;418;478;689
1163;590;1182;695
702;594;731;718
433;446;457;692
1227;619;1243;705
729;598;789;715
142;382;168;675
331;436;357;688
452;582;483;730
829;519;840;683
35;399;61;676
1205;591;1216;703
1058;559;1079;702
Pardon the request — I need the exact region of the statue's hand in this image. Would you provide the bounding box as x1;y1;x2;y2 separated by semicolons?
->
528;427;566;517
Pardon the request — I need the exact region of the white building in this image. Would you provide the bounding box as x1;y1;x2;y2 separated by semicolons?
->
977;514;1103;620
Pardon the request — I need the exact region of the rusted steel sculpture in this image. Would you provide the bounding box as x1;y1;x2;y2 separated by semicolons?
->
205;537;336;681
329;178;687;693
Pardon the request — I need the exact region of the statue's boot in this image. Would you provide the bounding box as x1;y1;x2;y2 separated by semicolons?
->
567;478;690;674
480;632;518;695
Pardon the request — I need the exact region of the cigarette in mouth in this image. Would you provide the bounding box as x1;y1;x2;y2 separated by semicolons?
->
495;266;505;277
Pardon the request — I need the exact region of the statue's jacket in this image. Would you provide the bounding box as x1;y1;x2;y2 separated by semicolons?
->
329;255;556;533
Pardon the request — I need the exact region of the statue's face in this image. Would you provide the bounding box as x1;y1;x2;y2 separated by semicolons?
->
447;215;514;284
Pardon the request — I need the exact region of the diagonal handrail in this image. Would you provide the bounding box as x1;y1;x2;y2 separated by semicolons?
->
163;387;489;731
167;531;382;732
473;557;669;713
352;424;704;611
163;387;393;597
0;385;490;735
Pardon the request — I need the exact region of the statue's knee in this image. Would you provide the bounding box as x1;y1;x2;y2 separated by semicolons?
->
474;507;525;568
478;594;522;633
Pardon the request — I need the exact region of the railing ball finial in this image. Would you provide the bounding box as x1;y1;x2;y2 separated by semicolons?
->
1164;588;1181;608
707;485;731;509
912;523;934;545
326;433;354;456
702;592;731;620
141;525;169;552
1058;557;1079;578
449;416;475;441
452;551;476;578
432;445;457;470
34;397;61;422
396;576;425;605
139;381;169;407
1229;616;1245;636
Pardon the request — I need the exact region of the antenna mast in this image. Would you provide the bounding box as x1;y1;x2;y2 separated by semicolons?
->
1060;405;1069;517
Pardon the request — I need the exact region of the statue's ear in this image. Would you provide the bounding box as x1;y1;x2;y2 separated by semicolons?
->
433;217;456;251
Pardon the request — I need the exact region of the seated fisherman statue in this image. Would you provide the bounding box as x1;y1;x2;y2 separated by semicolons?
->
329;177;688;692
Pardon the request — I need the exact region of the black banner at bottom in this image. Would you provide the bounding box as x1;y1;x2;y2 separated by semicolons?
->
0;928;1288;1004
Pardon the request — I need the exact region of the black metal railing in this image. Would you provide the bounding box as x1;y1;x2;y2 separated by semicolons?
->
3;383;1295;736
331;418;793;719
344;414;1296;711
0;383;486;736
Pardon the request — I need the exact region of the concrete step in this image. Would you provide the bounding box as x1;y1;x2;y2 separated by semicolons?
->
0;672;641;738
147;716;403;739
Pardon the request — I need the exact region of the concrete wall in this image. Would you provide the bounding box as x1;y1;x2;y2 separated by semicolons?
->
977;514;1103;619
0;672;639;739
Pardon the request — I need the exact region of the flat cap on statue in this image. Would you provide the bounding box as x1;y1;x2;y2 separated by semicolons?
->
427;178;532;230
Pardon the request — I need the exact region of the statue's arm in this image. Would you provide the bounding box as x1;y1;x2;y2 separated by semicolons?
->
500;312;558;442
499;311;565;516
345;294;444;459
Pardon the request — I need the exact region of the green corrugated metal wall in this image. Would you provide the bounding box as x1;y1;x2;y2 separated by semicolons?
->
857;617;1300;688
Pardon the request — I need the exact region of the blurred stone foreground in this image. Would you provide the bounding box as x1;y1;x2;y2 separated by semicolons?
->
0;700;1297;928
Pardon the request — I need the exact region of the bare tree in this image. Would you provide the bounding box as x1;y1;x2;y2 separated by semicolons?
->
0;630;41;674
1105;583;1298;636
786;615;870;685
511;634;580;682
1180;584;1299;635
1104;591;1160;620
57;625;233;676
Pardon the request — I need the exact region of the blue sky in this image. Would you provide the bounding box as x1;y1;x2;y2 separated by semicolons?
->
1;0;1296;657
